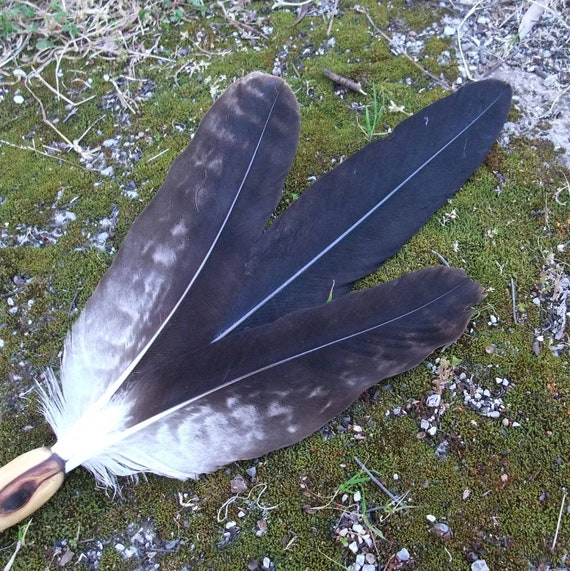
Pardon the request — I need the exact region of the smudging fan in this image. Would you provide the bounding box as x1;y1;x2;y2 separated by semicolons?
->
0;72;511;531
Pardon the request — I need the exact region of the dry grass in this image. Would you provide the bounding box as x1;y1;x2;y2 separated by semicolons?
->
0;0;203;77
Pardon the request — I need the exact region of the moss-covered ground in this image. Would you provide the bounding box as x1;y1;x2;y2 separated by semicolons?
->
0;1;568;569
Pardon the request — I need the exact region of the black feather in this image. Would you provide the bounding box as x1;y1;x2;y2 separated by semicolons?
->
132;266;482;467
216;80;511;337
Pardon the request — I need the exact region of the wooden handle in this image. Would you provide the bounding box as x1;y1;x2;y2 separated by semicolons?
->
0;447;65;532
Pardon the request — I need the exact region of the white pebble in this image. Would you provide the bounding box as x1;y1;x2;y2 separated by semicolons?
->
544;74;557;87
396;547;410;561
13;95;24;104
353;490;361;502
348;541;358;554
263;557;271;568
426;514;436;523
352;523;364;534
427;394;441;407
428;426;437;436
471;560;490;571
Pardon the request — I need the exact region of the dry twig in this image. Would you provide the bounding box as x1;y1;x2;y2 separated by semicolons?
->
354;456;401;504
551;487;567;551
511;277;518;324
323;68;366;95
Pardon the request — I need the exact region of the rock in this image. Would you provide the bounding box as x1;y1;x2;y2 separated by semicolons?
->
433;522;453;540
230;475;248;494
471;560;490;571
426;394;441;407
396;548;410;561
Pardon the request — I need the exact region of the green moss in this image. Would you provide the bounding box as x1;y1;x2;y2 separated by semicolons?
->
1;0;569;569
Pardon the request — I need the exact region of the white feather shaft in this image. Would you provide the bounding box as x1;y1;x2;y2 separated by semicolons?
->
64;87;284;425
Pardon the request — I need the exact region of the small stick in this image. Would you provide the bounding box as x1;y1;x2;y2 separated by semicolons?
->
323;68;366;95
30;67;96;106
510;277;518;324
456;0;486;82
110;77;140;114
326;0;340;36
146;148;170;163
431;250;450;267
354;456;400;503
217;1;269;40
551;487;567;551
0;139;87;170
3;520;32;571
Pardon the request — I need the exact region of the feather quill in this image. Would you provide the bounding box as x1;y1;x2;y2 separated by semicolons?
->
0;72;511;530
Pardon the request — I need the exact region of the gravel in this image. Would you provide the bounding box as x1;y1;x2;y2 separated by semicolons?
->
442;0;570;168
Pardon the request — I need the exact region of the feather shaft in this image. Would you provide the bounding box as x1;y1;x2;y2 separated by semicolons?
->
213;92;498;339
53;72;300;434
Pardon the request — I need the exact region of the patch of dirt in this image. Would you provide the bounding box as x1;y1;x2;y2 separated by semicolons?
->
445;0;569;167
489;67;570;168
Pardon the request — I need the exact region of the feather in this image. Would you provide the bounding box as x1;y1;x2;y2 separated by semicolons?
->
215;79;512;336
0;73;511;531
95;266;482;477
56;72;300;429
